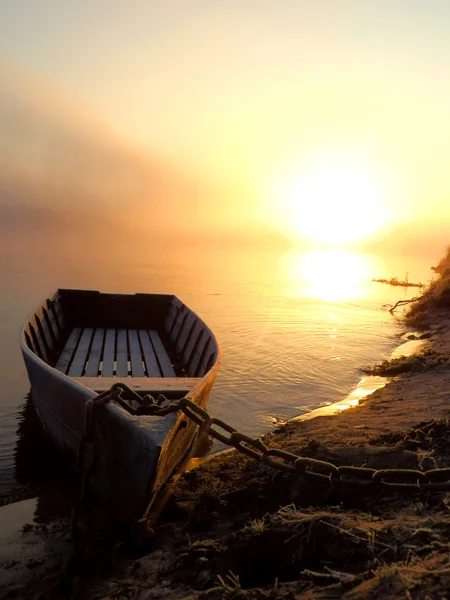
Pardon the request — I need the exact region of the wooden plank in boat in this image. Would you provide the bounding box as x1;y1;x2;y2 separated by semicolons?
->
24;331;35;354
68;328;94;376
116;329;129;376
169;305;186;342
52;297;66;330
186;329;205;376
55;327;82;373
129;329;145;377
139;330;161;377
165;302;180;336
29;323;44;360
180;320;198;361
101;329;116;377
175;312;195;349
36;306;55;351
183;322;203;365
193;335;212;377
32;316;49;362
44;302;60;341
41;306;55;344
206;352;216;373
73;376;201;393
148;330;176;377
85;329;105;376
25;327;38;356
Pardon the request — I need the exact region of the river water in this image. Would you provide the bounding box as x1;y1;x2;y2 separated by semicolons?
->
0;226;433;494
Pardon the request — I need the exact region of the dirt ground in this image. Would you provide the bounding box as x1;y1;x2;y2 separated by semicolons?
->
5;277;450;599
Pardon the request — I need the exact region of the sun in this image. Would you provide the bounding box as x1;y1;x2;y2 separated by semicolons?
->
279;248;379;301
270;159;390;245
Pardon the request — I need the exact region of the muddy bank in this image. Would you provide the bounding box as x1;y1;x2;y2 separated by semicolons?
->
7;342;450;597
5;258;450;599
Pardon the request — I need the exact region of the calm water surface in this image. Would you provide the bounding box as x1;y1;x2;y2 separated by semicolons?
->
0;232;432;492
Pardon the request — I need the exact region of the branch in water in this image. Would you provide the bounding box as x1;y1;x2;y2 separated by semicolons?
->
372;275;424;288
388;296;422;314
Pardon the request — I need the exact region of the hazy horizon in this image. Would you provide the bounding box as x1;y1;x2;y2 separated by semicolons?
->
1;1;450;256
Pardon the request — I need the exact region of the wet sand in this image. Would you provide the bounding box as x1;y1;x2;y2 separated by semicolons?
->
0;498;72;593
4;305;450;598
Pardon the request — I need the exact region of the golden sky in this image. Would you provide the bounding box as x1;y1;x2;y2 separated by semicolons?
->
1;1;450;243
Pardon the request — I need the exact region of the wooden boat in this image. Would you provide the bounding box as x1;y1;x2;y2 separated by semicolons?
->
20;289;221;522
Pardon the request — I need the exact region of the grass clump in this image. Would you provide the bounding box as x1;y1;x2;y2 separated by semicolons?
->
242;517;266;534
406;246;450;326
207;571;241;596
362;349;450;376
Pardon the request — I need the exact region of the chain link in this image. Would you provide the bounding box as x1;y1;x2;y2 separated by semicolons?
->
97;383;450;493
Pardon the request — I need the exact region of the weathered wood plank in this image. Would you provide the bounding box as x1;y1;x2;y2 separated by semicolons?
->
116;329;129;376
193;336;212;377
205;352;216;374
29;323;44;359
149;330;176;377
43;303;60;341
186;329;205;376
101;329;116;377
73;376;201;393
85;328;105;376
129;329;145;377
139;330;161;377
24;331;33;352
33;316;49;362
47;299;60;332
25;329;37;355
55;327;82;373
68;328;94;376
165;302;180;338
169;305;186;343
52;297;67;330
174;312;192;349
36;311;54;356
183;322;202;365
41;307;55;344
180;323;198;371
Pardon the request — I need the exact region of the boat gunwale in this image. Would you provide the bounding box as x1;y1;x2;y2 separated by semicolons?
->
19;288;222;400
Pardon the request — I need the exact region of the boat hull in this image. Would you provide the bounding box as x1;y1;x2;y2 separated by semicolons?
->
22;347;93;467
20;290;221;522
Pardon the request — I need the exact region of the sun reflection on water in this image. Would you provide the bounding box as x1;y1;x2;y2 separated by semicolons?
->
279;248;380;302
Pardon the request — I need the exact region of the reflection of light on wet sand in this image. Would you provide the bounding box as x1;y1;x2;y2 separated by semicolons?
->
290;336;429;423
0;498;36;543
279;249;381;302
0;497;72;589
0;499;38;587
391;339;428;358
292;375;388;421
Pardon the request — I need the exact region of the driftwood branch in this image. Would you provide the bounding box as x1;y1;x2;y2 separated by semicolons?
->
388;296;422;314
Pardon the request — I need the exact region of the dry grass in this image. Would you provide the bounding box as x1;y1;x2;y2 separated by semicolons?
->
362;349;450;376
406;246;450;327
373;275;424;288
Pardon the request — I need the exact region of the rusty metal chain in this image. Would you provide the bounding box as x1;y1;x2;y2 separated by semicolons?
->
104;383;450;493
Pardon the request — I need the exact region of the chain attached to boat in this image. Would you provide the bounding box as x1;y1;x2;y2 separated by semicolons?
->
90;383;450;493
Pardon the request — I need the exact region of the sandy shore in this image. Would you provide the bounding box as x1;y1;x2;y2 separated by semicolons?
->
4;280;450;598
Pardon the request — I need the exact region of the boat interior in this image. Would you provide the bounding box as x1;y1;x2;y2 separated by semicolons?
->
22;289;218;394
